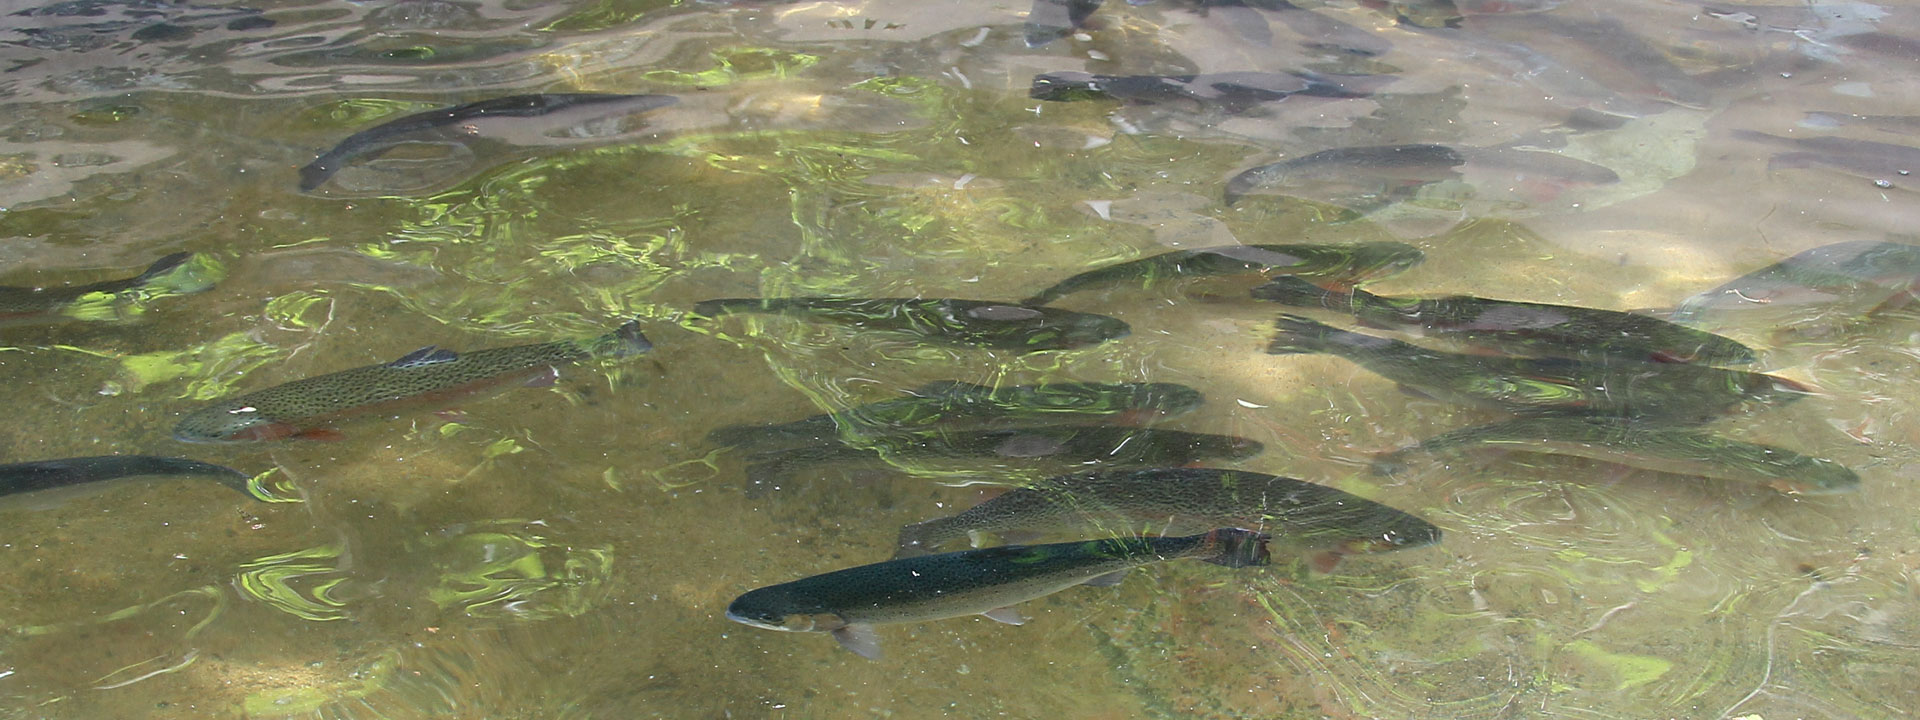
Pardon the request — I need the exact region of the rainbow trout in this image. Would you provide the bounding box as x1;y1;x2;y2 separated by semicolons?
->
173;321;651;442
1252;275;1755;365
895;468;1440;571
1266;314;1811;424
1029;71;1383;112
1020;242;1424;306
1373;416;1860;495
1225;144;1465;206
1670;241;1920;325
726;528;1270;659
708;380;1205;451
692;297;1128;352
0;253;215;328
299;93;680;192
0;455;250;498
742;425;1263;496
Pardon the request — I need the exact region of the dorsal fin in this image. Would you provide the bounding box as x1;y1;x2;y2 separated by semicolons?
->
389;346;458;369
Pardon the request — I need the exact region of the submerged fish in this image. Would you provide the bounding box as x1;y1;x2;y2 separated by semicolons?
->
692;298;1128;352
708;380;1205;451
0;455;251;498
742;425;1264;495
1266;314;1811;424
173;321;651;442
1252;276;1755;365
1021;242;1424;306
1733;130;1920;188
298;93;680;192
1225;144;1466;206
726;527;1270;659
895;468;1440;570
0;253;215;328
1029;71;1383;113
1670;240;1920;324
1374;416;1860;494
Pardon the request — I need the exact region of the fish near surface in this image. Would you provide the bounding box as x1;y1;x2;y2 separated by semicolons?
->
1733;130;1920;189
1029;71;1387;113
707;380;1205;451
1374;416;1860;495
1670;240;1920;325
895;467;1440;570
0;455;252;499
173;321;651;443
1021;242;1424;306
1252;276;1755;365
740;425;1263;496
298;93;680;192
1224;144;1466;207
0;253;216;328
691;297;1128;352
726;528;1270;659
1265;314;1811;424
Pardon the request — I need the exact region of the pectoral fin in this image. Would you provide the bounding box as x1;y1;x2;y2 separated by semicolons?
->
831;624;883;660
1083;569;1130;587
981;607;1026;625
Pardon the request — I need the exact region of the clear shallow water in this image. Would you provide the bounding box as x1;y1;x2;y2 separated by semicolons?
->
0;0;1917;717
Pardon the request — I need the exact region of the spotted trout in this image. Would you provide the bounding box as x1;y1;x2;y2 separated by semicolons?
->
299;93;680;192
692;297;1128;352
1029;71;1384;113
0;253;216;328
742;425;1263;496
1266;314;1811;424
1374;416;1860;494
173;321;651;442
707;380;1205;451
726;528;1270;659
1252;275;1755;365
895;468;1440;571
0;455;251;498
1020;242;1424;306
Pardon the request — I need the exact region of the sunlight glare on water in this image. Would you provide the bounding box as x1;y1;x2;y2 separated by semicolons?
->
0;0;1918;718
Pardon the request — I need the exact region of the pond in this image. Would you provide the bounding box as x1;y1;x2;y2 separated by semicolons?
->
0;0;1916;718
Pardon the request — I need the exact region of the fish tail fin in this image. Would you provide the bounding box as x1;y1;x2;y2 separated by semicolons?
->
133;252;219;295
590;320;653;358
1265;313;1343;355
1198;528;1271;568
1250;276;1338;308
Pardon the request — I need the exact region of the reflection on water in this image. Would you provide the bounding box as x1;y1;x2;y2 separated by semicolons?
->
1;0;1919;717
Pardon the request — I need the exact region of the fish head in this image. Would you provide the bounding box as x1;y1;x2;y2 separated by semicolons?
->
1767;459;1862;495
172;404;290;443
724;596;836;634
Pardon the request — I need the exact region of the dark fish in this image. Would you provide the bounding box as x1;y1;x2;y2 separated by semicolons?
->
173;321;651;443
0;253;215;328
1670;241;1920;324
1029;71;1384;113
298;93;680;192
707;380;1205;451
1024;0;1104;46
1266;314;1811;424
895;468;1439;570
0;455;251;498
742;425;1264;495
1801;112;1920;135
1252;275;1755;365
1733;130;1920;188
1225;144;1466;206
1374;416;1860;495
726;528;1270;659
1021;242;1424;306
692;298;1129;352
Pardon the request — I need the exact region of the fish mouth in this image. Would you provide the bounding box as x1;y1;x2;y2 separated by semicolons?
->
724;609;794;632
